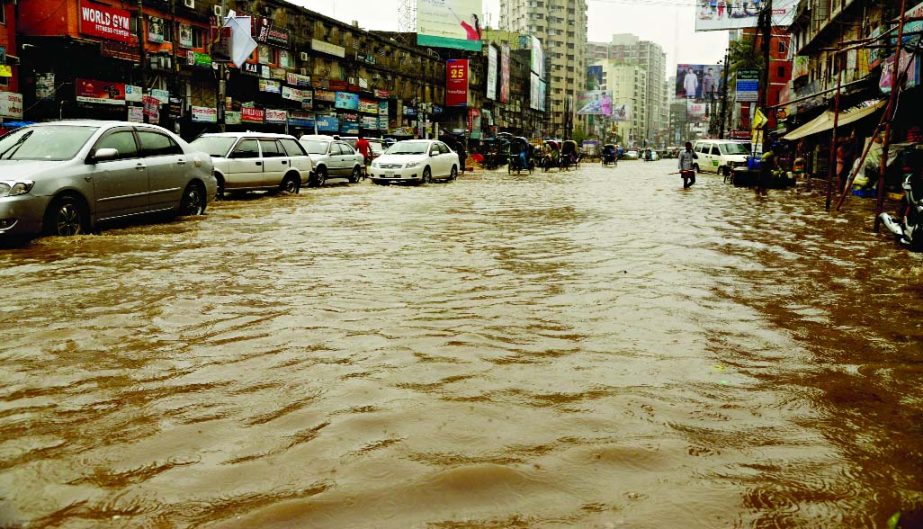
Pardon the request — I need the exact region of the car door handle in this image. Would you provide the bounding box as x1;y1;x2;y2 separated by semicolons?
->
255;161;262;166
281;160;288;165
176;158;186;165
84;176;93;182
135;164;146;171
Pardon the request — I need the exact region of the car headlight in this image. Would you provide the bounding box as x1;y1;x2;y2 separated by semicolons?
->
0;181;34;198
405;161;421;168
371;161;380;168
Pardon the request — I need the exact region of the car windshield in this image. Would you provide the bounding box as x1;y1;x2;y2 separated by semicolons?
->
303;140;330;155
387;142;429;155
190;136;237;157
720;143;750;155
0;125;98;161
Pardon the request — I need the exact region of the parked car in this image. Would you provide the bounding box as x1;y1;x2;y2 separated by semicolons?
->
369;139;460;185
0;120;215;239
190;132;312;197
298;137;364;186
692;140;751;177
622;150;640;160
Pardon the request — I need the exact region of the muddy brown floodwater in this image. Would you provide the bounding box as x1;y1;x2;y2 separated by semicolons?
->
1;160;922;529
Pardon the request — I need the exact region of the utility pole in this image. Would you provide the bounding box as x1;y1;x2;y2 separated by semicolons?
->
719;48;729;139
136;0;148;123
758;0;772;151
216;0;228;132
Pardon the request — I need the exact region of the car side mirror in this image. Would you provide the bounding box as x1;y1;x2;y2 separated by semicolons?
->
89;148;119;163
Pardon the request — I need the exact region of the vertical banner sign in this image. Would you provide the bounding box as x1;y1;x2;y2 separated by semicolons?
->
446;59;469;107
500;44;510;104
487;45;498;101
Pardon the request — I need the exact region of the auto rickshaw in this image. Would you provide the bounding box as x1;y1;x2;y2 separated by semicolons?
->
561;140;579;170
602;144;618;166
508;137;533;174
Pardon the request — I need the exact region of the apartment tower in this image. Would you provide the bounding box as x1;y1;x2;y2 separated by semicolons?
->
500;0;588;137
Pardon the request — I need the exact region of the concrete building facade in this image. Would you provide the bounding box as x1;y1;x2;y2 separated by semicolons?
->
597;62;647;146
500;0;587;138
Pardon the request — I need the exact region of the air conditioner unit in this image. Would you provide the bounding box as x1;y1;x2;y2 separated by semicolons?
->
299;51;308;61
212;5;223;16
183;0;194;8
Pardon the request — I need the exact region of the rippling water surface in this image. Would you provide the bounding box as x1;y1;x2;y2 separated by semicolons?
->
1;161;922;529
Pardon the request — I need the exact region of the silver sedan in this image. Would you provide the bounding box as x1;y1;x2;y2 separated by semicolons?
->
0;121;216;239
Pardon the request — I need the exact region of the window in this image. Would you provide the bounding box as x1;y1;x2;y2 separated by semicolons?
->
778;40;786;53
232;139;260;158
778;66;786;78
94;130;138;160
259;139;284;157
280;138;306;156
0;3;6;24
338;143;355;155
137;130;182;157
711;146;720;155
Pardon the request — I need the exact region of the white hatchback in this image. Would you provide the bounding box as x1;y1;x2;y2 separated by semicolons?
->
370;140;460;185
190;132;313;197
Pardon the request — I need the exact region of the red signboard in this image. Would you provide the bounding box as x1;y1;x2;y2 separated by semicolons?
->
242;107;265;123
446;59;469;108
79;2;135;43
75;78;126;105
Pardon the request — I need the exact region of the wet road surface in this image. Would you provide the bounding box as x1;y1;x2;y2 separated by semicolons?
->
1;160;922;529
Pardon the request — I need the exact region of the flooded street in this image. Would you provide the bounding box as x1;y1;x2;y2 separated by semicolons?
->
2;160;922;529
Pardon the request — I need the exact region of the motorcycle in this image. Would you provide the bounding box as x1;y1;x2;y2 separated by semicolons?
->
879;167;923;251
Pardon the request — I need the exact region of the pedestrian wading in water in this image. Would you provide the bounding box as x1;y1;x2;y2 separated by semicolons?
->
678;141;698;188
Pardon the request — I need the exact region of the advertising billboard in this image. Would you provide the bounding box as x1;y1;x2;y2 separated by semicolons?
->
335;92;360;110
500;44;510;104
611;103;630;122
76;78;125;105
416;0;483;52
587;65;604;90
487;45;498;101
446;59;469;107
529;73;546;111
79;2;134;43
530;35;544;78
577;90;613;116
676;64;723;99
687;100;708;121
695;0;796;32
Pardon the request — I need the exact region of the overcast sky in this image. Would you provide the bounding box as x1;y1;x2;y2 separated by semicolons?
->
296;0;730;75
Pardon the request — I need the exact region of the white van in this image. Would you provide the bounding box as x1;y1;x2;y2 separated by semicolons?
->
692;140;751;177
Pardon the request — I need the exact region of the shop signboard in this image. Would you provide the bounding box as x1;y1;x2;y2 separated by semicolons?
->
192;106;217;123
151;89;170;104
76;78;126;105
735;69;759;103
148;16;165;43
486;45;498;100
267;27;290;47
416;0;482;51
328;80;348;91
79;2;134;44
259;79;281;93
315;89;336;102
0;92;23;119
695;0;795;32
500;44;510;104
270;68;287;81
374;89;390;99
187;52;213;67
340;119;360;135
282;86;312;107
312;39;345;59
288;111;314;127
36;73;55;100
242;62;261;76
446;59;469;107
142;95;159;115
225;110;242;125
286;72;311;87
361;116;379;129
168;97;183;118
379;116;389;130
266;109;287;123
335;92;360;110
124;84;143;102
242;107;265;123
378;100;389;122
127;106;143;123
316;115;339;132
359;98;379;114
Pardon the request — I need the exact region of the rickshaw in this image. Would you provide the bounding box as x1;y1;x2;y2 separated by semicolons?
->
602;144;618;166
561;140;579;170
481;137;509;170
541;140;561;172
508;137;533;174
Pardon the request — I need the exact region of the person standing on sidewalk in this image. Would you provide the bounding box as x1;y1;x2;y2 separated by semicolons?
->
679;142;698;188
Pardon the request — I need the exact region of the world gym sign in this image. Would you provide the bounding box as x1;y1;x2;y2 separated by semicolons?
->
79;2;134;44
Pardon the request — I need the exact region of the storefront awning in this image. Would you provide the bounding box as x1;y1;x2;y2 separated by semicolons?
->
783;100;886;141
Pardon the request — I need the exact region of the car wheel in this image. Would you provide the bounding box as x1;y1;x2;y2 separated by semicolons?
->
179;182;207;216
44;195;89;236
420;167;431;185
450;165;458;181
279;173;300;195
315;167;327;187
215;174;225;199
350;165;361;184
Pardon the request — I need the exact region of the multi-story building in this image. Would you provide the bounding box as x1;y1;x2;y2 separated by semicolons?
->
500;0;587;138
15;0;446;139
588;34;666;145
0;0;21;126
481;29;549;137
595;62;647;146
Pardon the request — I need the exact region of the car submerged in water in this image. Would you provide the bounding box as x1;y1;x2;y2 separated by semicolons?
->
369;140;460;185
0;121;216;239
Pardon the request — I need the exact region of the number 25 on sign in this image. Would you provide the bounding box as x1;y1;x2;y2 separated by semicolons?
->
449;66;465;79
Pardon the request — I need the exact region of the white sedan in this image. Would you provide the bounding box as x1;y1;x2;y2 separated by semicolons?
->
370;140;459;185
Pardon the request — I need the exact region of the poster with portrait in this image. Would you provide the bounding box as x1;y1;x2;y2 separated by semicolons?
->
576;90;612;116
179;24;193;48
500;43;510;104
675;64;723;100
